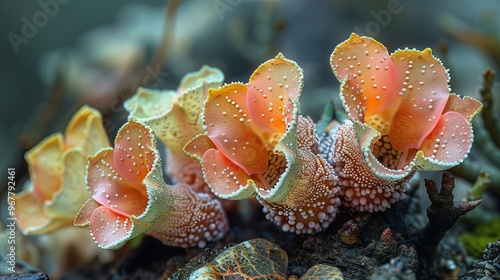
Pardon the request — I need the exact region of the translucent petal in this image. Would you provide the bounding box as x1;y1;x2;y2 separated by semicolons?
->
204;83;268;175
74;198;101;227
443;94;483;122
388;48;450;151
247;53;303;132
113;120;156;185
184;134;217;162
331;33;398;118
86;148;148;217
419;111;473;165
201;149;257;200
89;206;133;249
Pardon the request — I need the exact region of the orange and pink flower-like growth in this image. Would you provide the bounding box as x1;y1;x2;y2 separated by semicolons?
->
75;119;228;249
186;53;304;199
186;53;341;234
124;66;224;193
323;33;482;212
15;106;110;234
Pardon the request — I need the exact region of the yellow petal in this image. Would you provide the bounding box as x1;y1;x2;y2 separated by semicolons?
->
25;134;64;201
15;191;71;234
44;149;90;219
65;105;110;155
125;87;177;120
177;65;224;94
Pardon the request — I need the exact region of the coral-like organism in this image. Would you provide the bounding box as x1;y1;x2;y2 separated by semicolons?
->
322;33;483;212
15;106;110;234
124;66;224;192
75;119;228;249
185;53;340;234
415;173;481;258
373;228;398;263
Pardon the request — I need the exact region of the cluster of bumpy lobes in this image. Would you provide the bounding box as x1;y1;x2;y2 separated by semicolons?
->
147;183;229;248
259;189;341;234
258;118;341;234
319;121;413;213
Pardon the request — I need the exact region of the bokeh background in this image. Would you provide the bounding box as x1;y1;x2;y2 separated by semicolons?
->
1;0;499;198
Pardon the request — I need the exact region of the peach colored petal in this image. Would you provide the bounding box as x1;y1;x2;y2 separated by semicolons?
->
201;149;257;200
204;83;268;175
331;33;398;118
443;94;483;122
64;106;110;154
113;120;156;185
89;206;133;249
388;48;450;151
418;111;473;166
86;148;148;217
184;134;217;162
25;134;64;201
74;198;101;227
337;79;365;122
15;191;71;234
147;183;229;248
247;53;303;132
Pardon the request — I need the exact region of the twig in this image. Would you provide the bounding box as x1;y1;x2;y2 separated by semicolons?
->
450;160;500;197
17;68;65;150
127;0;180;101
466;170;491;201
415;173;481;274
479;69;500;148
